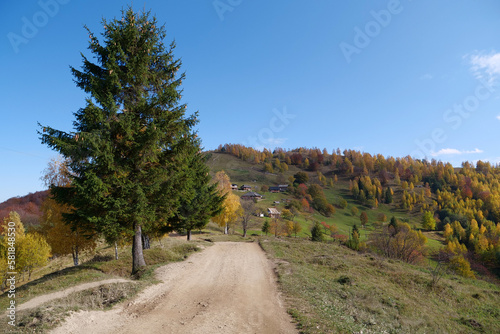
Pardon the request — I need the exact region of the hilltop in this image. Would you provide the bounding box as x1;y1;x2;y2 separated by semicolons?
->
206;144;500;279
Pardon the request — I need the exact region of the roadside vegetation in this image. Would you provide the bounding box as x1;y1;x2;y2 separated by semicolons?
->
260;237;500;334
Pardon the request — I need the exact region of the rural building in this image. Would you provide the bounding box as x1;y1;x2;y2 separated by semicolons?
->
231;184;238;190
269;186;280;193
269;185;288;193
240;185;252;191
267;207;281;218
241;192;263;200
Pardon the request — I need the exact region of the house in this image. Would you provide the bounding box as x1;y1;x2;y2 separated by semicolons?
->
269;185;288;193
267;207;281;218
231;184;238;190
241;192;263;200
240;185;252;191
278;184;289;192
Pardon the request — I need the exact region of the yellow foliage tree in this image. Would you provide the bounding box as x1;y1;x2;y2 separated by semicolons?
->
41;197;97;266
17;233;51;280
212;171;243;234
41;157;97;265
292;221;303;238
449;255;475;279
1;212;51;281
470;219;479;236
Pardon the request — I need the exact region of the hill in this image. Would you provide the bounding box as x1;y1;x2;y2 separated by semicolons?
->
206;145;500;278
0;190;48;228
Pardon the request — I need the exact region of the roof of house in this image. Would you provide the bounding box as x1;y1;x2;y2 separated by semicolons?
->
269;186;280;190
278;184;289;188
267;208;280;214
241;191;262;197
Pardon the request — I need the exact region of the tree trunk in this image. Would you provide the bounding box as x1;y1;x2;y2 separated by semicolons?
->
187;229;192;241
114;242;119;260
132;223;147;274
142;233;151;250
72;245;79;266
243;228;247;238
224;224;228;235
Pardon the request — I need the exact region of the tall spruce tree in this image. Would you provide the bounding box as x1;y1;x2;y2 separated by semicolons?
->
39;8;205;273
171;150;225;241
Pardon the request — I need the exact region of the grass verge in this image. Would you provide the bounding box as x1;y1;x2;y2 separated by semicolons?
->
259;237;500;334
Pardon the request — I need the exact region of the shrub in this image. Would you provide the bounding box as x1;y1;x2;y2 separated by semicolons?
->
311;222;324;242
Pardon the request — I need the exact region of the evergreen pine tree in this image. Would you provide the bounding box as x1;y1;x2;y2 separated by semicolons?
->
311;221;324;242
262;219;270;235
170;150;225;241
385;187;393;203
389;216;398;235
39;8;202;274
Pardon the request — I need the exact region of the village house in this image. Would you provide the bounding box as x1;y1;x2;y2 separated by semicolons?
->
269;184;288;193
241;192;263;200
240;185;252;191
267;207;281;218
231;184;238;190
269;186;280;193
278;184;289;192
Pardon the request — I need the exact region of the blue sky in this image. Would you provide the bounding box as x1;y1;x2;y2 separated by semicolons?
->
1;0;500;202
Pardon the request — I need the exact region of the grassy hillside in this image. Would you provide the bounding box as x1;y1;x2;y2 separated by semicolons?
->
206;152;436;241
260;237;500;334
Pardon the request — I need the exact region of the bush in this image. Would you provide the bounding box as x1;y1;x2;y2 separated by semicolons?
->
449;255;475;279
311;222;324;242
338;198;348;209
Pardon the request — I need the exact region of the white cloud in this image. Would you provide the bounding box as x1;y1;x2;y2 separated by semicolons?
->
265;137;287;146
468;51;500;83
431;148;483;157
253;137;288;150
496;115;500;121
419;73;433;80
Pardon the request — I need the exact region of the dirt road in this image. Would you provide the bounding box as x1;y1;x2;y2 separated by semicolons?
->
50;242;297;334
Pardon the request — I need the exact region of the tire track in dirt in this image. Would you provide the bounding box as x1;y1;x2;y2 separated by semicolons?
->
50;242;297;334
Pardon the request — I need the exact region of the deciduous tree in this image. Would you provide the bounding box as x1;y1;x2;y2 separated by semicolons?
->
421;211;436;230
360;211;368;227
40;157;97;265
240;200;255;237
212;171;243;234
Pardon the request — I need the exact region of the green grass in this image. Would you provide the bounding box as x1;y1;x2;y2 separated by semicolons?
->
259;237;500;334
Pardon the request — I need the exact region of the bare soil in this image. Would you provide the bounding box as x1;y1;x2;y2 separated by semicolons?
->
50;242;297;334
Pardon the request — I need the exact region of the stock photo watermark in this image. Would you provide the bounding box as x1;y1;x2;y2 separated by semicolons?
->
213;0;243;21
339;0;405;64
7;0;71;54
411;78;496;160
5;221;17;328
245;107;296;150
